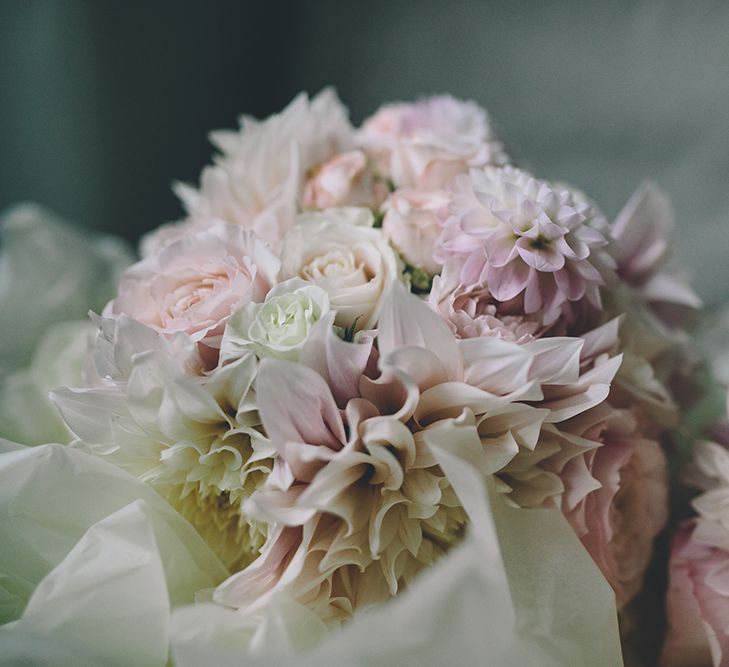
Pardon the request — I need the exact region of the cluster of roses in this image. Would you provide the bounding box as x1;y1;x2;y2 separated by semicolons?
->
51;90;705;651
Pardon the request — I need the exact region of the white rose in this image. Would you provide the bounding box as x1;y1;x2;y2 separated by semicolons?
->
279;207;402;330
220;278;330;362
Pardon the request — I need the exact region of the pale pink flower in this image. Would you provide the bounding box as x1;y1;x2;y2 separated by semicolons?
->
612;183;701;313
435;166;616;326
564;405;668;609
358;95;508;189
497;317;624;511
382;189;450;274
493;315;668;609
214;285;589;621
663;402;729;666
303;149;387;210
108;221;280;359
662;521;729;667
428;259;538;341
175;89;354;249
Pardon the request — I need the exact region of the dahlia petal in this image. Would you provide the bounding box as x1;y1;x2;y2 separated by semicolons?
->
553;267;586;302
522;337;584;385
359;369;419;423
543;384;611;423
486;261;530;302
555;235;585;260
378;284;462;380
612;183;671;282
641;273;702;309
415;383;513;426
459;337;533;395
522;268;544;314
214;526;303;610
459;249;488;286
515;238;566;272
384;347;450;392
484;230;519;268
477;404;549;452
579;318;621;361
460;208;497;238
300;459;373;515
572;258;603;284
361;416;417;471
256;359;346;450
299;313;374;407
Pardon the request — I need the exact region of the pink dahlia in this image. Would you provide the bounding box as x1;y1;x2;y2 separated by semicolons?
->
435;166;616;326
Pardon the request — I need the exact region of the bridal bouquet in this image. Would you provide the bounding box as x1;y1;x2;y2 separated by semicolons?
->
0;89;724;667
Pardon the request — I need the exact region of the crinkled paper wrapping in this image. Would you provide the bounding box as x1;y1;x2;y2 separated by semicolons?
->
0;439;623;666
0;441;228;666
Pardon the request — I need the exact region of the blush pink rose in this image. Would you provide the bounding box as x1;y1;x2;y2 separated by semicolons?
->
564;405;669;609
108;221;280;356
303;149;387;210
358;95;508;189
382;189;449;274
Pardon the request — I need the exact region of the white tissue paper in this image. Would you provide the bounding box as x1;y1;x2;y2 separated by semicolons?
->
0;438;623;666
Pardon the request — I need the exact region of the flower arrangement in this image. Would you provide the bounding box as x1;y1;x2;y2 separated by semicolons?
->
0;89;725;667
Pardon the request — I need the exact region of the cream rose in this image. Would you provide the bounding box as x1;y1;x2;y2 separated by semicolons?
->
220;278;330;363
382;188;449;274
108;221;280;353
278;207;401;330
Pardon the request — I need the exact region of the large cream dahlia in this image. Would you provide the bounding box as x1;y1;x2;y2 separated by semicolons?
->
213;285;590;620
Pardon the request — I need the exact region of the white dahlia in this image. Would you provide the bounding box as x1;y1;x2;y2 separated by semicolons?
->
52;315;274;570
172;89;354;250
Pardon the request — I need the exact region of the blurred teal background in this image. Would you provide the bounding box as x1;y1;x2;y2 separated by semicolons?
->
1;1;728;303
